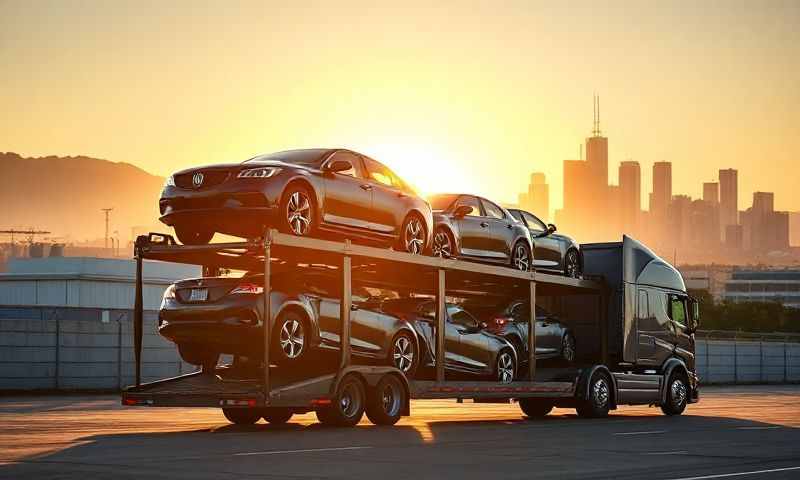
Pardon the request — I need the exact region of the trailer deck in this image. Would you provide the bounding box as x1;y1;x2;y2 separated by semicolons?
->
123;230;607;416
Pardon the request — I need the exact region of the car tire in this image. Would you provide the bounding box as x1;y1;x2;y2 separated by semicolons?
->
661;371;689;416
174;226;214;245
511;242;531;272
576;370;612;418
432;227;456;258
519;398;554;418
316;375;366;427
398;213;427;255
365;374;406;426
389;331;418;377
496;349;516;383
272;310;309;366
178;344;219;373
564;249;581;278
260;407;293;424
279;183;315;237
561;333;576;363
222;408;261;425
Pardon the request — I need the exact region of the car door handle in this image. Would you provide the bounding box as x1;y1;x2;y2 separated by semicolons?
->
506;224;513;229
397;191;408;198
480;222;489;228
350;304;359;311
360;184;373;191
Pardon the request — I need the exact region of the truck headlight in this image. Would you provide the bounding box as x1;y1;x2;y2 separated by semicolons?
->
237;167;282;179
164;175;175;187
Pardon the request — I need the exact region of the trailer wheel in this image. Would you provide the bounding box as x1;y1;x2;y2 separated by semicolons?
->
661;371;688;416
519;398;553;418
366;375;406;426
260;407;293;424
576;371;612;418
316;375;365;427
222;408;261;425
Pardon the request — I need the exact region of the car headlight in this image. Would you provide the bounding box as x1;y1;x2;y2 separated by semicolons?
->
164;175;175;187
237;167;282;179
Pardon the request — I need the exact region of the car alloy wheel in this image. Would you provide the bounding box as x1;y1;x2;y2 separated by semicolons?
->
432;229;453;258
392;335;415;373
403;216;425;255
286;190;312;236
497;351;515;383
279;318;305;359
565;249;581;278
592;376;610;409
512;243;530;271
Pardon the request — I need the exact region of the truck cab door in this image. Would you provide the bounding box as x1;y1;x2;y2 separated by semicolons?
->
637;289;655;362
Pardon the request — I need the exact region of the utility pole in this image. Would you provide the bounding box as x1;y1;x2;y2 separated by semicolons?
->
102;208;113;249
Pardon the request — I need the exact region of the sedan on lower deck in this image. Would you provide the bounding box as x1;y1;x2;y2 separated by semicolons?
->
427;193;533;271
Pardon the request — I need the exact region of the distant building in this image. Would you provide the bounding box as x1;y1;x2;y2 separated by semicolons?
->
618;161;641;232
703;182;719;205
725;224;743;250
740;192;790;252
719;169;738;241
680;266;732;301
791;212;800;247
518;172;549;221
723;269;800;309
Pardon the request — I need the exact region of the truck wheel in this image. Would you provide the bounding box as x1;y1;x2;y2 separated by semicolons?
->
366;375;406;426
661;371;689;416
576;371;612;418
222;408;261;425
260;407;293;424
519;398;553;418
316;375;365;427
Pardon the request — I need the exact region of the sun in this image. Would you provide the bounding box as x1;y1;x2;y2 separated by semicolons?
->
358;142;476;199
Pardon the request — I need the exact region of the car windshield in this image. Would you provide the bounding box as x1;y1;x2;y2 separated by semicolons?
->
428;194;459;211
244;149;329;167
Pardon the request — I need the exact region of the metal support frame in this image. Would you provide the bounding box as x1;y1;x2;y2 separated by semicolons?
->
263;230;272;403
340;246;352;371
436;269;446;383
133;244;143;387
528;281;536;381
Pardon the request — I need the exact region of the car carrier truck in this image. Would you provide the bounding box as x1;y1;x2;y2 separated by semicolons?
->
122;231;699;426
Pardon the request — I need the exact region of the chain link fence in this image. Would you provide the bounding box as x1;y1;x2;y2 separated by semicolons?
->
696;330;800;384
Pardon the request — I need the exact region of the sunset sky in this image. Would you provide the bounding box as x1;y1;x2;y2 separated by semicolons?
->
2;0;798;214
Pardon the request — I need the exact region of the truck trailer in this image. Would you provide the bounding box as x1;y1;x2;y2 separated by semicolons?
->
122;231;699;426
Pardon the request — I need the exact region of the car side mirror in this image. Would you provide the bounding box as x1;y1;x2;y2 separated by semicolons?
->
453;205;473;218
480;321;488;329
547;223;557;234
325;160;353;174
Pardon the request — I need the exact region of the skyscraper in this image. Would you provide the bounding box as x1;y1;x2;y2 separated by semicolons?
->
651;162;672;216
703;182;719;205
529;172;549;221
719;169;738;240
618;161;641;232
586;94;609;189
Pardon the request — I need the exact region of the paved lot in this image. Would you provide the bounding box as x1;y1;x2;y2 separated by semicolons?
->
1;385;799;479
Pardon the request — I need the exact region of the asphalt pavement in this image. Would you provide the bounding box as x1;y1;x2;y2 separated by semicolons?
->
1;385;799;480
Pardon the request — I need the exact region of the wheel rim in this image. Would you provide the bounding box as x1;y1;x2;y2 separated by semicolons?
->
566;251;579;278
392;336;414;373
513;244;530;271
286;191;312;236
497;352;514;383
279;319;304;359
381;380;402;417
592;378;609;408
563;335;575;362
339;382;362;418
404;217;425;255
670;379;687;409
432;230;452;258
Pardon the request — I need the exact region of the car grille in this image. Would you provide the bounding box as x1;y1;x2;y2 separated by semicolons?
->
174;169;231;189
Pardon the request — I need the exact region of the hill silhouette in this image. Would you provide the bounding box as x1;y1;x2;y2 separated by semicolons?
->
0;152;165;242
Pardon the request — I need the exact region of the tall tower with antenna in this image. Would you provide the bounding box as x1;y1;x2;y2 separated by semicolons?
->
101;208;113;249
586;93;608;185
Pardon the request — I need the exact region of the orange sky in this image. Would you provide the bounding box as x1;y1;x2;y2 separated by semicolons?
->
2;1;798;215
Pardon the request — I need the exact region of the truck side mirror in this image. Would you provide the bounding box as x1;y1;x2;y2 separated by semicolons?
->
688;298;700;332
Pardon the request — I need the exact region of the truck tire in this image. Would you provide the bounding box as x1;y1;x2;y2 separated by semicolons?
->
576;371;612;418
366;374;406;426
222;407;261;425
316;375;366;427
519;398;553;418
260;408;293;424
661;371;689;416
